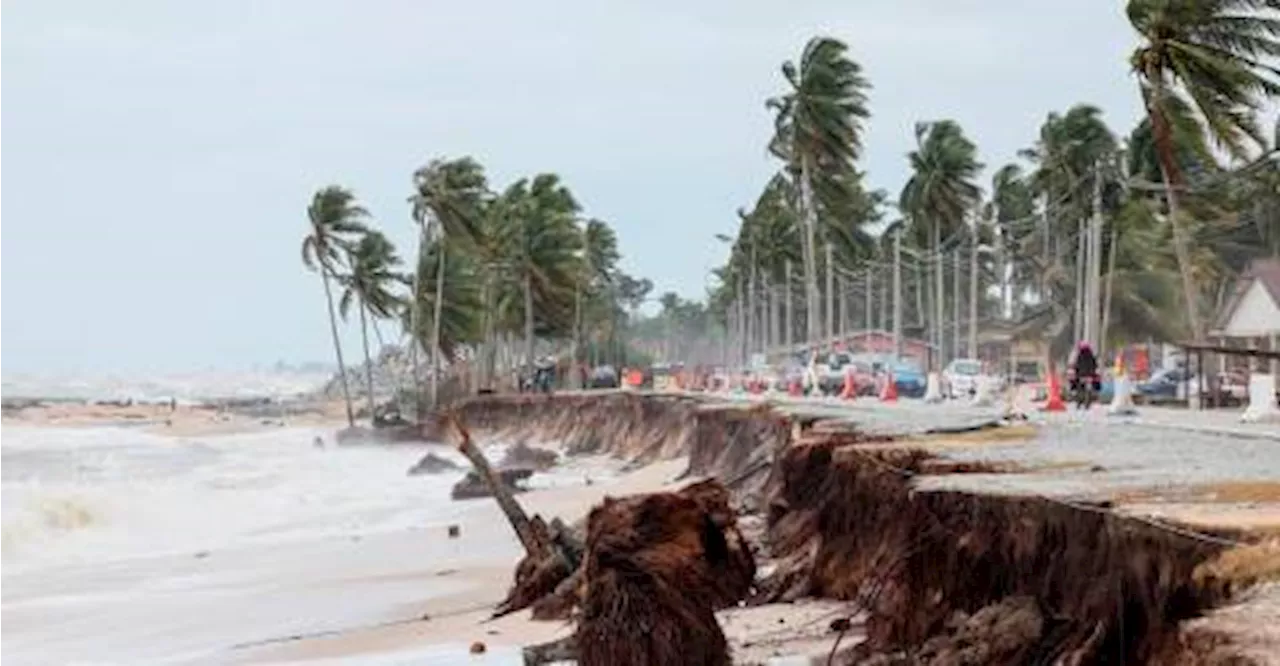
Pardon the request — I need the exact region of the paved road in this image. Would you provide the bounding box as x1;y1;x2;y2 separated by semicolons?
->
698;391;1280;500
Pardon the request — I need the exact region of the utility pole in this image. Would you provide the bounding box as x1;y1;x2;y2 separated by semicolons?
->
1087;161;1104;347
933;225;945;371
837;274;847;337
1073;216;1087;345
952;246;962;361
892;229;903;358
865;267;874;332
968;223;979;359
749;245;758;358
825;242;835;345
784;260;794;351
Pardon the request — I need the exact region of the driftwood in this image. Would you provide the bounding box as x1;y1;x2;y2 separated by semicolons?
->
444;413;584;619
447;415;545;554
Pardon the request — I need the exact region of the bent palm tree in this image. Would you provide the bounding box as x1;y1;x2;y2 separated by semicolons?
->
300;186;369;427
899;120;982;367
339;230;404;421
410;157;490;406
1128;0;1280;339
768;36;871;344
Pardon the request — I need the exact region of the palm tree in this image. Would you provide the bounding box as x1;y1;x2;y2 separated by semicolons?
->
899;120;982;368
494;174;583;372
338;230;404;421
300;186;369;427
409;158;489;406
1128;0;1280;339
575;219;620;376
768;36;871;344
988;164;1035;319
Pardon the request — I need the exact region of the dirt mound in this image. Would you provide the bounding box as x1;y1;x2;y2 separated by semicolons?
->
576;479;754;666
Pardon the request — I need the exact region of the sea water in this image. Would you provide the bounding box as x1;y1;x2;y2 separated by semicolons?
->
1;423;613;665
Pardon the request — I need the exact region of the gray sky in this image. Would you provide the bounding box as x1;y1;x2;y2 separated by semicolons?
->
2;0;1145;374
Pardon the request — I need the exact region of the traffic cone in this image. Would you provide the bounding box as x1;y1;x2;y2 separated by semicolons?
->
880;371;898;402
840;368;857;400
1042;364;1066;412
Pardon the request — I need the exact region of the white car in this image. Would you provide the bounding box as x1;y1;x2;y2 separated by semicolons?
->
943;358;984;399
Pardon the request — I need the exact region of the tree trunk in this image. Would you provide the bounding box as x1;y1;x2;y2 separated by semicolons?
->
824;242;834;342
448;416;543;556
481;268;497;390
1146;84;1205;341
1100;222;1120;359
933;222;944;371
524;270;535;373
784;260;794;350
952;243;962;360
968;232;979;359
430;239;447;408
409;226;426;421
799;155;820;345
570;275;581;389
321;268;355;426
915;260;925;328
358;299;378;421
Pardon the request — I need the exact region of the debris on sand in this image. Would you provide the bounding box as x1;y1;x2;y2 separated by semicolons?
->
575;479;755;666
407;452;461;476
499;441;560;471
450;468;533;500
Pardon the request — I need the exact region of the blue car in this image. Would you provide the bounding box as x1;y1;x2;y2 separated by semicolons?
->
1136;367;1190;400
887;361;927;398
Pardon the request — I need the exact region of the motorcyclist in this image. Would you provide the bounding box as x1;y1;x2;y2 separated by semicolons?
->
1070;341;1100;407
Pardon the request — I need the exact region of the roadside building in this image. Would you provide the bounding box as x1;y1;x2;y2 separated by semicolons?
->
1210;258;1280;377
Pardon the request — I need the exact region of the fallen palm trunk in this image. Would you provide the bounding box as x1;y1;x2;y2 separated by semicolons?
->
444;414;585;620
576;479;755;666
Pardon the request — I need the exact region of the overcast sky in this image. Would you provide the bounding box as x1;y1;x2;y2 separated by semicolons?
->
2;0;1146;374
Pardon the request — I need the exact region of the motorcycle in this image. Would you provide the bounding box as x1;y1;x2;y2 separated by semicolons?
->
1070;372;1100;410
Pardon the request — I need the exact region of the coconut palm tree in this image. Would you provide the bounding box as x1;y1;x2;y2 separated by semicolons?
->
768;36;871;344
1128;0;1280;339
495;174;583;371
409;157;490;406
300;186;369;427
338;230;404;420
899;120;982;368
574;219;620;375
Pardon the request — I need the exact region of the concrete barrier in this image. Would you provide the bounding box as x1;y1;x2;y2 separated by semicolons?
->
1240;373;1279;423
1107;374;1137;416
923;372;944;404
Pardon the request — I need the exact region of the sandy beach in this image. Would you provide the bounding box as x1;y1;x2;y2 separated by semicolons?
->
2;398;352;437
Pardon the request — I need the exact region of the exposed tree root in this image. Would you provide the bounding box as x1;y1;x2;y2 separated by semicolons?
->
576;479;755;666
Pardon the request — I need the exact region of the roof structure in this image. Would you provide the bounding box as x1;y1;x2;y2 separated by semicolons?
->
1212;258;1280;337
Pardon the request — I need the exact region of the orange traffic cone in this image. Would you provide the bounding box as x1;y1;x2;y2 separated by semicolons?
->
1042;364;1066;412
840;368;857;400
880;371;898;402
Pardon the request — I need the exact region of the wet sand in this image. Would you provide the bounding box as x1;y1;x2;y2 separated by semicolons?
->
2;400;350;437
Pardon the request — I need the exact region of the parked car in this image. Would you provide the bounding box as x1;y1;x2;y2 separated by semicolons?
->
1136;367;1190;401
588;365;620;389
943;358;983;399
885;360;927;398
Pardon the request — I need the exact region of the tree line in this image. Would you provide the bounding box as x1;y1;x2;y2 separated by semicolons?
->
709;0;1280;369
300;159;657;425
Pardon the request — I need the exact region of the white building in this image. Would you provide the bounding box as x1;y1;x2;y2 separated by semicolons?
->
1211;258;1280;375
